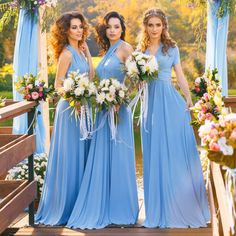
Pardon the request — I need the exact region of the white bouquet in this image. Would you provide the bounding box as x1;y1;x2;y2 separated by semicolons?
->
95;78;129;139
125;51;158;84
58;70;97;139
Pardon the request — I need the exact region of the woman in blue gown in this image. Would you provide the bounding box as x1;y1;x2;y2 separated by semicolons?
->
139;8;210;228
36;11;93;225
67;11;139;229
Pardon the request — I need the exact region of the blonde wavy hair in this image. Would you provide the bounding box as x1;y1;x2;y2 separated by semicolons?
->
138;8;176;54
50;11;89;61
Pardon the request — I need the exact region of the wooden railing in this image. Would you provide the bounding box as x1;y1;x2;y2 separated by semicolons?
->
208;96;236;236
0;101;37;234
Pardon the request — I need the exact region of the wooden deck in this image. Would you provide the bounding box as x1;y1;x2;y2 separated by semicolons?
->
12;226;212;236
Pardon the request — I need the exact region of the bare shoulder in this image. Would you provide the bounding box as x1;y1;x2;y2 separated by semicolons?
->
59;48;72;63
120;41;133;54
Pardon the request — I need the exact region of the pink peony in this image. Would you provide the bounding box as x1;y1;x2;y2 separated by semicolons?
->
209;141;220;152
31;92;39;100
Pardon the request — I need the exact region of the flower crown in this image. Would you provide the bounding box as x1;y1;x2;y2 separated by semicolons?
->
144;10;168;22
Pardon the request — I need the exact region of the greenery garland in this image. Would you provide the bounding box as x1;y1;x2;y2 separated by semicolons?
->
183;0;236;18
0;0;57;32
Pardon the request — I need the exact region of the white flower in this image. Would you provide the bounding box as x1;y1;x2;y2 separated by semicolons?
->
74;87;85;96
198;120;213;138
88;83;96;96
224;113;236;122
105;79;110;87
125;59;139;78
137;59;145;66
63;78;75;92
119;90;125;98
218;137;234;156
106;92;115;102
147;56;158;72
96;92;106;104
135;53;144;61
109;85;116;95
111;79;121;89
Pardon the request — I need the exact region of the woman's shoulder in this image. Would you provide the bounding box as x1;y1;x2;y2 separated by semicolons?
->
59;48;73;61
119;41;133;53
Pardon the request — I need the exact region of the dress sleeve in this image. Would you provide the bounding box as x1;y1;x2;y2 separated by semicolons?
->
173;45;180;66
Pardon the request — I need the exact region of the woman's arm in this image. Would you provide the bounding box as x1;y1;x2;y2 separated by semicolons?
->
54;50;72;90
174;63;193;108
82;42;94;80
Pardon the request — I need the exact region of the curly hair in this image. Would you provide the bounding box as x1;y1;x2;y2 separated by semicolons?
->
50;11;89;61
138;8;176;54
95;11;126;55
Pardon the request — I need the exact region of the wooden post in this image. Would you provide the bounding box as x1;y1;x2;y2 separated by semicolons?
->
28;109;35;226
38;6;50;154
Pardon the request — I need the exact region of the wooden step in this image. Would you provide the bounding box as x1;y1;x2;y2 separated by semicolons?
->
13;226;212;236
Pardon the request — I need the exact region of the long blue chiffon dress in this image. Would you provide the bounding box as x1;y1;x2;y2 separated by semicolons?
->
67;39;139;229
141;44;210;228
35;45;90;225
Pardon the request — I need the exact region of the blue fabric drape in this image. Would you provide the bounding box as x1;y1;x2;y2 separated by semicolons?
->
205;0;229;96
12;9;45;153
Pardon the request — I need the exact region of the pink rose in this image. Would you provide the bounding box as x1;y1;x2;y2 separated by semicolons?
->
209;128;218;138
205;113;213;120
31;92;39;100
209;141;220;152
201;106;207;113
195;87;200;93
198;112;206;121
203;93;209;101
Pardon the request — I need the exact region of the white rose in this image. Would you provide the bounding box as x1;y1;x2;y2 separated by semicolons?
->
109;85;116;94
74;87;84;96
119;90;125;98
63;78;75;92
96;92;106;104
88;83;97;95
218;137;234;156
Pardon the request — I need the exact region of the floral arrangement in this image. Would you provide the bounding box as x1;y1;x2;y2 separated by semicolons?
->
0;97;6;107
184;0;236;18
95;78;129;139
59;70;96;117
0;0;57;32
58;70;96;139
15;73;54;105
191;69;225;126
96;78;129;111
125;51;158;85
6;153;48;199
198;114;236;168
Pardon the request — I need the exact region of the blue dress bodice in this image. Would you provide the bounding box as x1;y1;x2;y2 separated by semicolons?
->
96;39;125;83
146;43;180;82
66;45;89;75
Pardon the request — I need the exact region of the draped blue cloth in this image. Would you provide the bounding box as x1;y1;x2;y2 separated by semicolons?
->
12;9;45;153
205;1;229;96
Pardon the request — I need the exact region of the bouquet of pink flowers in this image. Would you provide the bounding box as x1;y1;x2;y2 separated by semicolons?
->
198;114;236;168
15;73;54;105
191;69;225;126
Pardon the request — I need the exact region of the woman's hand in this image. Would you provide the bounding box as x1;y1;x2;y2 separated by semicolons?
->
186;96;193;109
81;42;90;58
